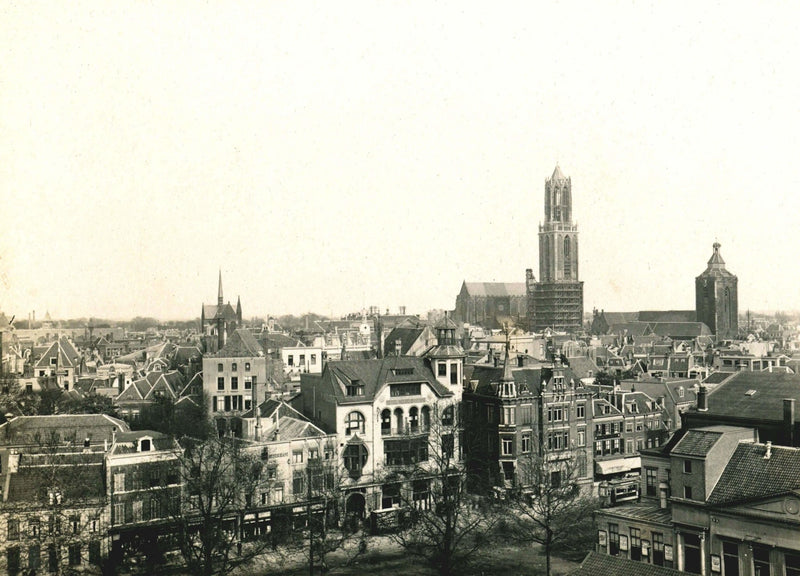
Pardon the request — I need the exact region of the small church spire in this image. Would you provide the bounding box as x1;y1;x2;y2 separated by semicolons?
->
218;270;224;306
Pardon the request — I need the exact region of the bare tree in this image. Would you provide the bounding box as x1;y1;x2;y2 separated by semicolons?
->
388;404;498;576
172;436;276;576
501;449;597;576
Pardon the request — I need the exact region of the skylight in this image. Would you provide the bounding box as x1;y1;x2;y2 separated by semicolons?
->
745;389;757;396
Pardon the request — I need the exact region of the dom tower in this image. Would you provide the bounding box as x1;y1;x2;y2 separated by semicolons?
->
529;165;584;332
695;242;738;340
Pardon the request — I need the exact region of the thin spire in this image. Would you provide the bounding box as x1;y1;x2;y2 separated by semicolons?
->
218;269;223;306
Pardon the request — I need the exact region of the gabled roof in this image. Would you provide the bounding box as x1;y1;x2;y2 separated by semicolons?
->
383;327;428;356
33;337;81;368
638;310;697;323
110;430;179;455
6;451;106;503
0;414;129;446
707;442;800;505
567;356;599;380
461;281;526;298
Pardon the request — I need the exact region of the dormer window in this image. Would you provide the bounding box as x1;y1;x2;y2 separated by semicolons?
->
346;380;365;396
678;387;685;398
139;438;151;452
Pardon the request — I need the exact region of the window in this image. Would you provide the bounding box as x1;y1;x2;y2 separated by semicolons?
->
114;503;125;525
438;363;447;377
345;412;365;436
519;404;532;424
8;518;19;540
413;479;430;507
244;377;252;390
133;501;143;522
346;380;365;396
503;407;515;425
8;547;20;574
521;433;531;453
28;518;40;538
292;470;305;496
343;444;368;477
231;376;238;390
502;438;513;455
231;362;237;372
626;421;633;433
217;377;225;391
577;403;585;419
390;383;420;397
150;498;161;519
288;355;294;366
652;532;665;566
630;528;642;561
68;543;82;566
114;472;125;492
299;354;305;366
274;486;284;503
646;468;658;497
442;405;454;426
381;482;402;509
381;409;391;435
217;363;223;372
385;438;428;466
450;362;459;385
683;460;692;474
28;544;40;571
723;541;740;576
487;406;496;423
608;523;620;555
684;486;693;500
245;362;251;371
292;450;303;464
70;514;80;534
409;407;419;431
89;541;101;565
752;545;771;576
547;406;564;422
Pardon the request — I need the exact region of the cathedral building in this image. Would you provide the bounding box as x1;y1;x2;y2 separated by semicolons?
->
695;242;738;340
529;165;584;333
200;272;242;353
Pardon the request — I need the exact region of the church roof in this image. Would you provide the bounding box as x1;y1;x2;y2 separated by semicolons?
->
698;242;735;278
462;282;526;297
551;164;566;181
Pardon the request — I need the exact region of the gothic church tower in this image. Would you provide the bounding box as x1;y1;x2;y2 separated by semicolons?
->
696;242;738;340
530;165;584;332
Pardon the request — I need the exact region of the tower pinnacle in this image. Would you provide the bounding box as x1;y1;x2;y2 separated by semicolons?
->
218;270;223;306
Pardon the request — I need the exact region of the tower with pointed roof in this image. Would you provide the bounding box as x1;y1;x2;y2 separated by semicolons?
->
200;272;243;353
530;165;584;332
696;242;738;339
425;314;465;398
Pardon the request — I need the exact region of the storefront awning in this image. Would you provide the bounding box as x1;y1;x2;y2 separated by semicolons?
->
595;456;641;476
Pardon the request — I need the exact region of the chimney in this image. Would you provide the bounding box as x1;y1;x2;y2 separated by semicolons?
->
784;398;795;445
517;355;524;368
395;339;402;357
764;441;772;460
253;376;260;441
697;385;708;411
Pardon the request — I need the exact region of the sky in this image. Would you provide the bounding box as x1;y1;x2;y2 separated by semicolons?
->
2;2;800;321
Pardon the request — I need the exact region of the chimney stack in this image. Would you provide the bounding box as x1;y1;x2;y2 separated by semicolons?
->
784;398;796;445
395;339;402;357
764;441;772;460
697;385;708;412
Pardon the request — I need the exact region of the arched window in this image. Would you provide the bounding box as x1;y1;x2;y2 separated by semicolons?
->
543;237;550;281
442;405;454;427
345;412;365;436
394;408;404;434
564;236;572;279
421;406;431;431
409;407;419;432
380;409;391;436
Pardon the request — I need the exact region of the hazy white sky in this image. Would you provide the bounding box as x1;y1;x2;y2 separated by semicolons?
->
2;2;799;321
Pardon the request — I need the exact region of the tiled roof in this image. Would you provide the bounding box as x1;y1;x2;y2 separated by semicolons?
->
707;442;800;505
671;428;723;457
638;310;697;323
33;337;81;368
609;322;653;338
596;502;672;524
322;357;452;404
571;552;686;576
462;282;526;297
703;371;736;385
703;371;800;421
0;414;129;446
110;430;179;455
383;327;426;356
214;328;264;357
568;356;599;379
7;452;106;502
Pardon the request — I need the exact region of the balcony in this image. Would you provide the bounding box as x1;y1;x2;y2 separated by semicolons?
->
381;424;430;437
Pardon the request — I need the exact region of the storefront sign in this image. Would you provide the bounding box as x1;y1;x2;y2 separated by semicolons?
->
665;544;674;561
620;535;629;551
711;554;721;573
598;530;607;547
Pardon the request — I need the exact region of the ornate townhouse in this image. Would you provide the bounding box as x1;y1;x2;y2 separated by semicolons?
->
298;318;464;524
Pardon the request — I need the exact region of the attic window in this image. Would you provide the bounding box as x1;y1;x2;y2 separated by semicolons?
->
745;389;757;396
393;368;414;376
678;387;685;398
139;439;151;452
346;380;365;397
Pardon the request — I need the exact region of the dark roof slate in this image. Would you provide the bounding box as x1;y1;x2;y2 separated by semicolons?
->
571;552;686;576
707;442;800;505
704;371;800;421
672;428;723;457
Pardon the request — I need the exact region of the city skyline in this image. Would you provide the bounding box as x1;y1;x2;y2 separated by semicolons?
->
3;2;800;320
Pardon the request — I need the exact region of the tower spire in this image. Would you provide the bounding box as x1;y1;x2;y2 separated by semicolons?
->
218;269;223;306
